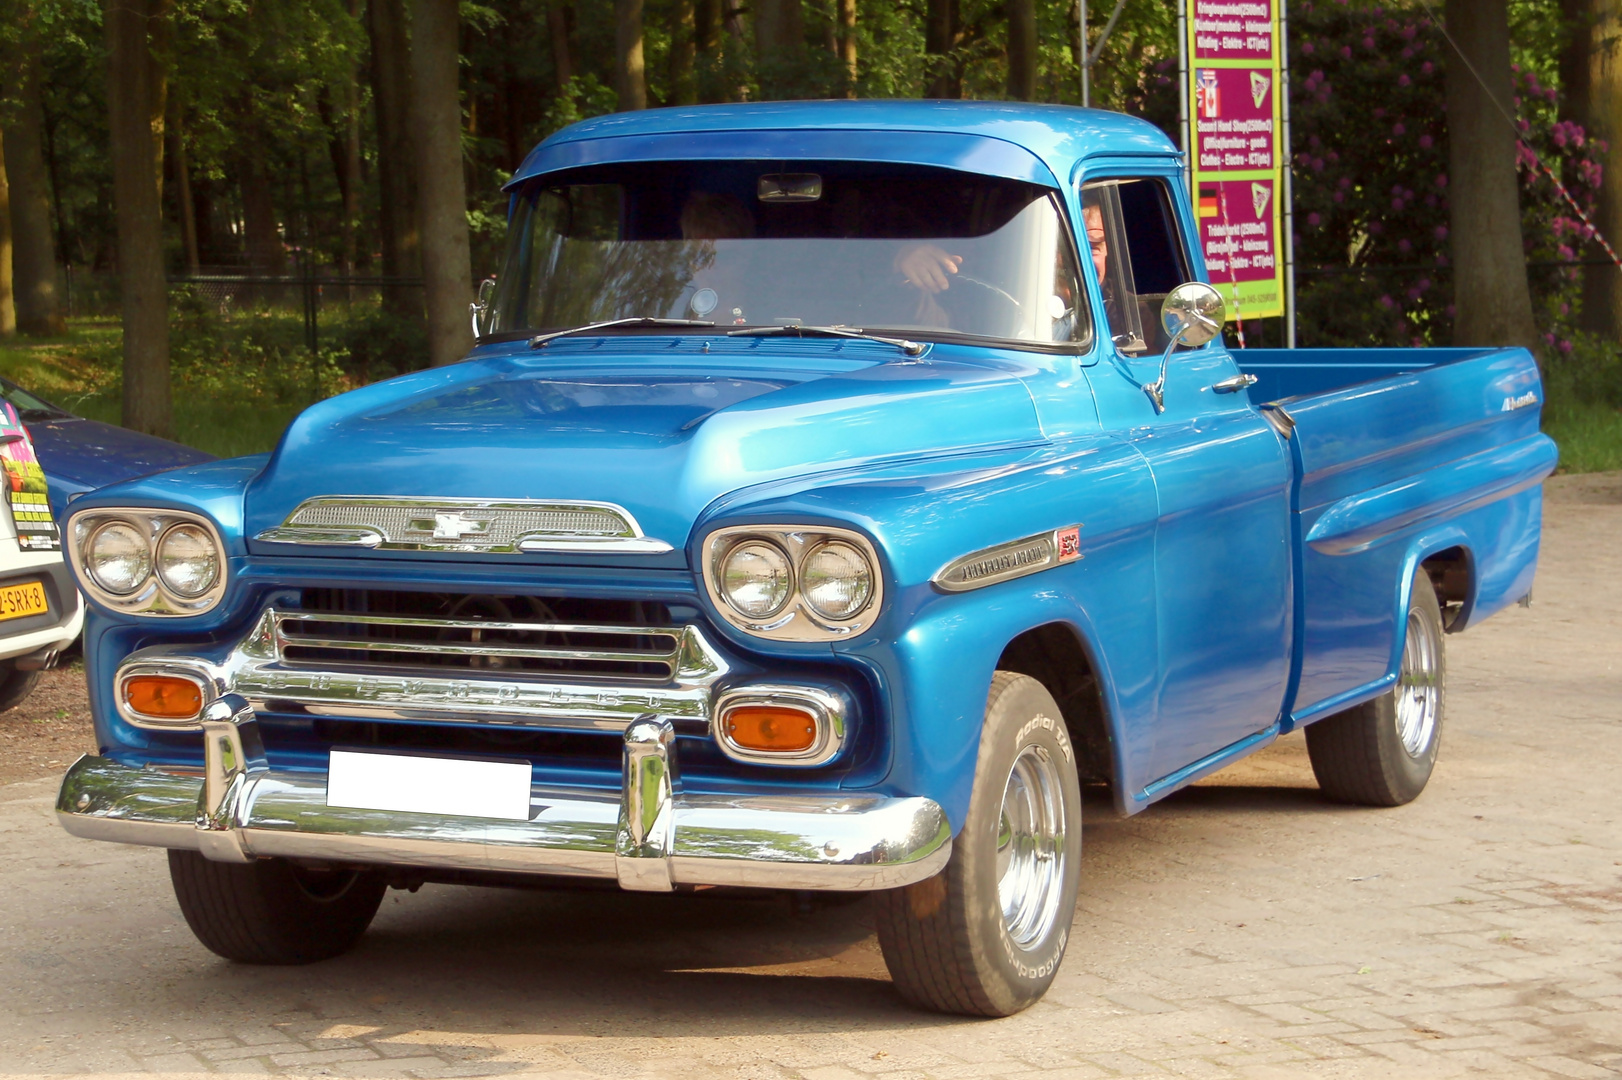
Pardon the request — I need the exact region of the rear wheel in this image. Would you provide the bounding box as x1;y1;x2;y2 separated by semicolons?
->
1307;568;1446;806
874;672;1082;1016
168;850;387;964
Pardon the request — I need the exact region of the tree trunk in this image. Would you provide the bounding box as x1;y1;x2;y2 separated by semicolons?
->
1444;0;1541;361
1006;0;1035;101
369;0;422;317
0;137;14;336
838;0;857;94
1565;0;1622;338
616;0;647;111
237;149;285;274
166;98;200;274
671;0;697;105
926;0;959;99
547;0;575;94
755;0;804;65
3;50;66;336
326;0;364;276
105;0;172;436
409;0;473;367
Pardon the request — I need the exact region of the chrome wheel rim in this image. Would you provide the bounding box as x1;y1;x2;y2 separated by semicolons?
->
995;743;1068;948
1395;607;1440;757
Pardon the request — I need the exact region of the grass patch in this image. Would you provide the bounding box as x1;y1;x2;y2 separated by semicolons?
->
0;304;370;459
1543;394;1622;473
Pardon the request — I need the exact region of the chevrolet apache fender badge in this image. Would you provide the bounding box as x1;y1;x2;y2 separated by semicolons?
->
933;525;1084;592
1501;391;1538;412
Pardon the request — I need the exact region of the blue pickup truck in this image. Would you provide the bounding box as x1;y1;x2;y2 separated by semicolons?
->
55;102;1554;1016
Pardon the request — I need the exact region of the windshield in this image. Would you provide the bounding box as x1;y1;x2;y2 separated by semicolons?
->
0;378;70;421
489;161;1089;349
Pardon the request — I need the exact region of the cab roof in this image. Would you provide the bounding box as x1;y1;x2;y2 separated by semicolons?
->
506;100;1179;193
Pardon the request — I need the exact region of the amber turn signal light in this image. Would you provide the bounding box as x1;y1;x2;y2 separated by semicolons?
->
124;675;203;720
723;705;819;753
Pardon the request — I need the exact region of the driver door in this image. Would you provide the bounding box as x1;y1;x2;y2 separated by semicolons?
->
1080;176;1294;790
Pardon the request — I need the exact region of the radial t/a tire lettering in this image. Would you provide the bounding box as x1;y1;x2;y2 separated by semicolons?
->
168;850;387;965
1306;567;1446;807
874;671;1083;1016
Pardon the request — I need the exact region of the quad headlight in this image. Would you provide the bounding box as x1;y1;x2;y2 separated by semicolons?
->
68;509;227;615
155;524;221;598
703;525;882;641
719;540;794;618
86;521;152;595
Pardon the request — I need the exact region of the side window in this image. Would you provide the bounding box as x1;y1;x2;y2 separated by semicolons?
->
1080;179;1191;355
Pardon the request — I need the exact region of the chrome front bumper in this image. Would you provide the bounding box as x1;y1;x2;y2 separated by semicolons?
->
56;696;951;892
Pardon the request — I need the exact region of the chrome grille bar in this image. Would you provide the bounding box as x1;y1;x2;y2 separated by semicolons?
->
273;610;682;679
115;607;732;735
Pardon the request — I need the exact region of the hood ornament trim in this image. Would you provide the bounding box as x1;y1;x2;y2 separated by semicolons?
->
255;496;673;554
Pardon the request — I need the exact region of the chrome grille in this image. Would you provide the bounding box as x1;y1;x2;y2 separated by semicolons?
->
276;611;682;680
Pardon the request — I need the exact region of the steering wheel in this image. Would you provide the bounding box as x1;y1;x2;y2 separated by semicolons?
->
935;275;1024;337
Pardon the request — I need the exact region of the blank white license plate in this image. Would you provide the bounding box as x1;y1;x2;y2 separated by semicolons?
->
326;750;532;821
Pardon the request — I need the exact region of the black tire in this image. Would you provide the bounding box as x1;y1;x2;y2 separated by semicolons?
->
0;662;42;713
874;671;1083;1017
1306;568;1446;807
168;850;387;964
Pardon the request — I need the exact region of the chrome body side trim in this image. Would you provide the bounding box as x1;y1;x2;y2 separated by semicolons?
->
56;701;952;891
114;608;731;735
931;525;1083;593
254;496;672;554
712;683;849;767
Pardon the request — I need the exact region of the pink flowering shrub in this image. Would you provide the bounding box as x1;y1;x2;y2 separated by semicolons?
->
1286;0;1604;349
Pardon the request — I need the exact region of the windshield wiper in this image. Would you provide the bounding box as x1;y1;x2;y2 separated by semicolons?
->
726;324;925;357
529;317;715;348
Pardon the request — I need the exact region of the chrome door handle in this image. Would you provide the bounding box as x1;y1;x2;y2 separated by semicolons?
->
1211;373;1259;394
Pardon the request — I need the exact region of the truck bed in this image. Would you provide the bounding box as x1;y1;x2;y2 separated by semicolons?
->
1235;346;1557;726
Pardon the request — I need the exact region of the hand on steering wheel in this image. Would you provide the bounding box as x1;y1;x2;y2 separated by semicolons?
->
895;245;964;294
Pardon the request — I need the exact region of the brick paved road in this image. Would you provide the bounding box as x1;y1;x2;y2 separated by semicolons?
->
1;475;1618;1079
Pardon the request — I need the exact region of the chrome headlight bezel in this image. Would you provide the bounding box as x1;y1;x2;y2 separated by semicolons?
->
701;524;883;642
67;508;228;616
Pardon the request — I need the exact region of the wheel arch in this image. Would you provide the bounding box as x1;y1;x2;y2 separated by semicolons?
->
993;620;1120;803
1392;533;1474;680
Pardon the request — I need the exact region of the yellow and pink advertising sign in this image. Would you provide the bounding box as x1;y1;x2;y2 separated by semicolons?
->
1186;0;1286;320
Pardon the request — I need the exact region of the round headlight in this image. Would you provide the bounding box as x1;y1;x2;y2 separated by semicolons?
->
720;540;794;619
86;521;152;596
800;541;874;620
156;523;220;598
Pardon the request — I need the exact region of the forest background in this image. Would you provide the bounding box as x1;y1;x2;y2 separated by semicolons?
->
0;0;1620;468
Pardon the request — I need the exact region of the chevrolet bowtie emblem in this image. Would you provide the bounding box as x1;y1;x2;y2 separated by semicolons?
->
409;512;491;540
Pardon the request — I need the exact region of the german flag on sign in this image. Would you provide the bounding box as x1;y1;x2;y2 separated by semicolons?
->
1198;188;1220;217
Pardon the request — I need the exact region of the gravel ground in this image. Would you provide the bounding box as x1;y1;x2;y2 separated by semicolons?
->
0;661;96;785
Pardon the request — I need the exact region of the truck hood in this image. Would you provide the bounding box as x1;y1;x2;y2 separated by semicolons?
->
243;344;1047;562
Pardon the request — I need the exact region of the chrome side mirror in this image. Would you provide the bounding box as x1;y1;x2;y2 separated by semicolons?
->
1143;282;1226;413
469;277;497;338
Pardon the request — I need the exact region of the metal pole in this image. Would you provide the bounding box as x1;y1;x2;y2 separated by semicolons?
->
1279;0;1297;348
1080;0;1089;108
1177;3;1189;198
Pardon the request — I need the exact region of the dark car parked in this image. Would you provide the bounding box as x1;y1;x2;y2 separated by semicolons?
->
0;378;215;521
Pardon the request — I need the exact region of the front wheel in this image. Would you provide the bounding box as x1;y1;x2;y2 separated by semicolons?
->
168;850;387;964
874;672;1082;1016
1306;567;1446;806
0;661;42;713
